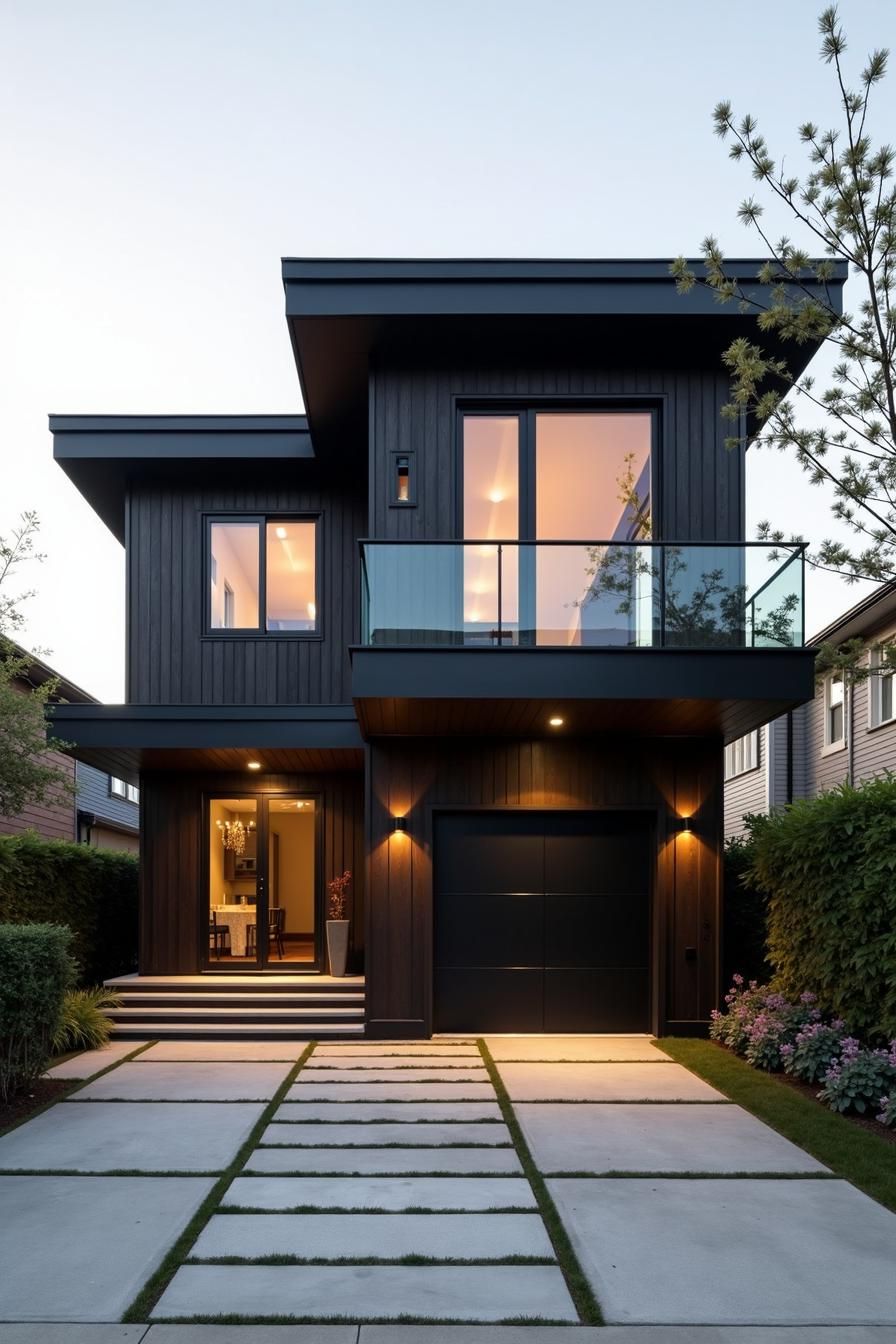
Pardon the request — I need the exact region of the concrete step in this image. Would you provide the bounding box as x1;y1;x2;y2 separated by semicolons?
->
108;1022;365;1038
114;992;365;1006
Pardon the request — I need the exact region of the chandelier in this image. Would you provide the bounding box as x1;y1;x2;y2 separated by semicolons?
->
217;818;255;853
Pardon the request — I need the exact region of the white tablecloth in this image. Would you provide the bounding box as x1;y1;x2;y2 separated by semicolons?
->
213;905;257;956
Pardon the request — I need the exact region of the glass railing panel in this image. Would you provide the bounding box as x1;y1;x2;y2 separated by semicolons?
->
746;546;803;648
363;544;468;645
534;543;658;647
661;545;750;648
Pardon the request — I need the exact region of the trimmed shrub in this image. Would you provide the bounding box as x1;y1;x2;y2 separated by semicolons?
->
0;923;75;1101
781;1019;849;1085
747;778;896;1041
0;834;137;984
52;986;121;1054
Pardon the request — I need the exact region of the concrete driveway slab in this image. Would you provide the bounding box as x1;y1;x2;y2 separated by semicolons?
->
498;1061;724;1102
224;1175;537;1210
192;1211;554;1260
486;1036;669;1062
277;1101;502;1121
261;1121;511;1146
315;1044;478;1056
144;1328;357;1343
152;1264;577;1322
357;1329;896;1343
516;1102;829;1174
547;1177;896;1324
73;1061;292;1101
138;1042;305;1062
0;1101;264;1172
285;1082;495;1102
44;1042;148;1080
0;1328;149;1343
244;1146;522;1175
0;1175;214;1322
306;1057;485;1070
293;1068;486;1082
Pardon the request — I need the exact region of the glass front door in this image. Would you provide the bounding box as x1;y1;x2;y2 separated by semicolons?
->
206;794;319;970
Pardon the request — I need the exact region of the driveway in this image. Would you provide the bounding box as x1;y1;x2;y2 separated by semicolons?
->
0;1035;894;1341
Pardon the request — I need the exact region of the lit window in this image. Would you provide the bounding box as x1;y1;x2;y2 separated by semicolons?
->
265;521;317;632
825;674;845;746
870;647;895;727
724;730;759;780
207;517;318;635
210;522;260;629
110;776;126;798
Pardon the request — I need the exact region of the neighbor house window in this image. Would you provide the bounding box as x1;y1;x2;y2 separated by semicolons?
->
870;647;895;727
724;730;759;780
208;517;318;634
824;673;845;747
110;777;139;804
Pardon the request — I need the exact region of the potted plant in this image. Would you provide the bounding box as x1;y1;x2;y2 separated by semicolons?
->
326;869;352;977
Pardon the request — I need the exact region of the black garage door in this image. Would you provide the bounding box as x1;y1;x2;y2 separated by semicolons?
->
434;811;651;1033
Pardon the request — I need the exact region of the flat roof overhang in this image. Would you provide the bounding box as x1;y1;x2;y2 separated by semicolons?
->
49;704;364;785
282;257;847;454
50;415;313;543
350;646;817;742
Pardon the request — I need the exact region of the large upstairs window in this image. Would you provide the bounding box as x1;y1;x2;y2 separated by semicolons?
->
208;517;319;635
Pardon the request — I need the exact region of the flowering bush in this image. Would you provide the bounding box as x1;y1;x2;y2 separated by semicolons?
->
781;1019;848;1085
710;977;814;1070
878;1093;896;1128
817;1038;896;1115
709;975;768;1053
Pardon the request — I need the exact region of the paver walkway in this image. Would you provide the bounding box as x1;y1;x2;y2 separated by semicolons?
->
1;1034;895;1335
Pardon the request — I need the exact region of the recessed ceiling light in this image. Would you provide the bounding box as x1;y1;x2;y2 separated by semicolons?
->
275;526;288;540
247;761;262;770
548;716;565;728
488;490;504;504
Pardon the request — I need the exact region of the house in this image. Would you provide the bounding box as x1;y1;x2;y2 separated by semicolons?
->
0;643;140;851
48;257;843;1038
724;581;896;839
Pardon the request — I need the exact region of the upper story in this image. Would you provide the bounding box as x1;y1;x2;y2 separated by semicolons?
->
51;257;845;731
724;581;896;837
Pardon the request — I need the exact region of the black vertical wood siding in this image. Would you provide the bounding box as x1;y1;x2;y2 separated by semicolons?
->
126;475;366;704
369;365;743;542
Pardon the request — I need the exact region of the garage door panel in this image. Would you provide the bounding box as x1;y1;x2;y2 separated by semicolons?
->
545;968;650;1032
435;969;543;1033
545;825;651;896
436;815;544;895
545;893;650;968
435;893;543;967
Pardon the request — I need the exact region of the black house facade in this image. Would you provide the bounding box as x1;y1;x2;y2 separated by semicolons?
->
50;258;841;1038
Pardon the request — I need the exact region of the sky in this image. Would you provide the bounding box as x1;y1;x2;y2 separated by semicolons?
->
1;0;894;701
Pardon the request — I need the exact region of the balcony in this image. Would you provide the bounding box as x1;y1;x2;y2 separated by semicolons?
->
352;541;814;740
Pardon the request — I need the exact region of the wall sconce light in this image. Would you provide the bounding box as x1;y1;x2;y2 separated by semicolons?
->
396;456;410;503
392;815;408;834
676;815;693;834
247;761;262;771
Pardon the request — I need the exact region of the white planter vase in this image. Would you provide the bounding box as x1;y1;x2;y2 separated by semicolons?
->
326;919;350;977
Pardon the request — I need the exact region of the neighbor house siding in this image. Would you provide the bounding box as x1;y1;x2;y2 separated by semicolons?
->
0;750;76;842
369;364;745;543
723;730;765;840
126;475;366;705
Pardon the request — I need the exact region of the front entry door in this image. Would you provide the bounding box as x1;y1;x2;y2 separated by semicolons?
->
206;793;320;971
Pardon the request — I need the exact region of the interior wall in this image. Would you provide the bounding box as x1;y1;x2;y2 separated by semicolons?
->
268;811;315;933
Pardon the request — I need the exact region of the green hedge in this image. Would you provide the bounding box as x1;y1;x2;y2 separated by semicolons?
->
748;777;896;1041
723;831;770;988
0;923;74;1101
0;834;137;984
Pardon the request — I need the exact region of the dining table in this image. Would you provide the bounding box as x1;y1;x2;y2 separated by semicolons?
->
213;903;257;957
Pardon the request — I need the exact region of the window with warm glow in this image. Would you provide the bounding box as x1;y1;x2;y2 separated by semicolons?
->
210;522;260;629
266;522;317;632
208;517;318;635
462;416;520;636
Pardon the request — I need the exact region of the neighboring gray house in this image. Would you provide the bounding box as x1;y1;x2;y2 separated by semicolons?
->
724;582;896;838
75;762;140;854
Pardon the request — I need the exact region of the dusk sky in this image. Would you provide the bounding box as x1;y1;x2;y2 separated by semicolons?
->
2;0;893;700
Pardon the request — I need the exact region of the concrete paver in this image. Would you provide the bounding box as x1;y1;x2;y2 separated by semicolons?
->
315;1044;477;1057
292;1068;486;1083
152;1264;577;1322
276;1101;502;1121
144;1328;357;1343
261;1121;511;1146
285;1082;496;1102
0;1101;264;1173
191;1211;554;1260
306;1057;485;1070
44;1042;148;1080
0;1175;214;1322
516;1102;829;1173
73;1061;292;1102
498;1060;725;1102
357;1329;896;1343
244;1146;523;1174
485;1036;669;1062
0;1329;150;1343
138;1042;305;1062
223;1175;537;1210
547;1177;896;1324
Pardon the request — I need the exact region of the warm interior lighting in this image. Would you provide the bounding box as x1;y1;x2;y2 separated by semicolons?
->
488;489;505;504
247;761;262;771
307;601;316;621
396;455;410;502
392;815;408;834
678;815;693;833
275;526;288;540
548;716;565;727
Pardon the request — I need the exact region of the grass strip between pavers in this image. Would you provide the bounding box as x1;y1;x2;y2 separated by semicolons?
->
658;1037;896;1213
477;1038;603;1327
121;1040;316;1323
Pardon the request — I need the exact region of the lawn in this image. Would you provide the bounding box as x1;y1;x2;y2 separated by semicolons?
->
659;1037;896;1213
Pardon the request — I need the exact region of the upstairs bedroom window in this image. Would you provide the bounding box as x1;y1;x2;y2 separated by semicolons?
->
823;672;845;748
724;730;759;780
208;517;319;635
869;646;895;728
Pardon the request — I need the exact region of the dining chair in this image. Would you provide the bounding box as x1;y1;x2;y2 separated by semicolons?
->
209;910;229;956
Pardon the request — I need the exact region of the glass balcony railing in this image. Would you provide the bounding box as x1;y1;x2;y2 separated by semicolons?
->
360;540;805;650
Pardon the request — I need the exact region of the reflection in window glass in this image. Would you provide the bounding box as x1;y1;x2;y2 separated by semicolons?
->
266;521;317;632
462;417;519;637
210;523;260;629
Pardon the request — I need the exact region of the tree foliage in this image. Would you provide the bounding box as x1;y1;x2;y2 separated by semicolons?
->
672;6;896;585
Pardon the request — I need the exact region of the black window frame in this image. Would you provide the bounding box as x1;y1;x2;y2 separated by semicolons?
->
204;513;323;640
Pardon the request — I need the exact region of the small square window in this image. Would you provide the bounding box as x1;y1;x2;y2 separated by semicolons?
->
110;777;127;798
724;730;759;780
